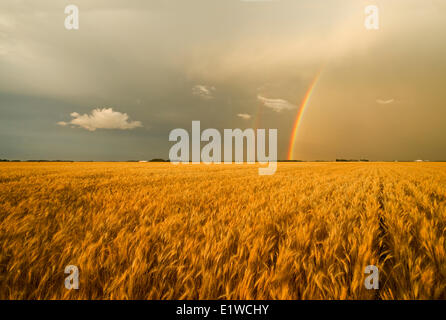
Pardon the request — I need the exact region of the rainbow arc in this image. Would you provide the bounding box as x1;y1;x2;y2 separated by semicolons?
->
287;70;323;160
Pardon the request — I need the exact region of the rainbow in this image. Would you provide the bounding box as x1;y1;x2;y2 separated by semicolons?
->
287;70;323;160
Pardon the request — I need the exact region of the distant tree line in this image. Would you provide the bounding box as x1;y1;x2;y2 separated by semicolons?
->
336;159;369;162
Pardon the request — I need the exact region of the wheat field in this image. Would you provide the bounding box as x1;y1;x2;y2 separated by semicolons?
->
0;162;445;299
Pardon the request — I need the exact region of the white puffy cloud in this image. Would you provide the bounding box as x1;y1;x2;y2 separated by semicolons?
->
58;108;142;131
237;113;251;119
257;95;296;112
192;85;216;99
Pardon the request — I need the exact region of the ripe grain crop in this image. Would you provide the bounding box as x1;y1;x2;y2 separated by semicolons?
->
0;162;445;299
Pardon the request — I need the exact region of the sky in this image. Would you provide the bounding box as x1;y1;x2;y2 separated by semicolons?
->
0;0;445;161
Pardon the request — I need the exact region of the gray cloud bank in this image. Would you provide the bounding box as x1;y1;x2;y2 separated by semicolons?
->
0;0;445;160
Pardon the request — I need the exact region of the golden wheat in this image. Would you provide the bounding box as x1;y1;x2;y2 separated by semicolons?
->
0;162;445;299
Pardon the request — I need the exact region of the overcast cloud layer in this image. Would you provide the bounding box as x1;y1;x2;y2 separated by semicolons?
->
1;0;445;160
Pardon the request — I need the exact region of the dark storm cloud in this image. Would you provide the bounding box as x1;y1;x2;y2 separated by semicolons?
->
0;0;445;160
